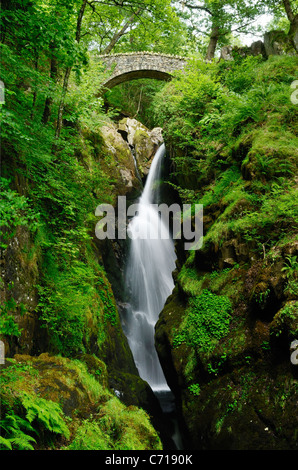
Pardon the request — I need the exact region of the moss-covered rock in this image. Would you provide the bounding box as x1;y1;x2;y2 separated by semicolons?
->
99;122;142;202
0;354;162;450
117;117;163;178
181;361;298;450
0;225;46;357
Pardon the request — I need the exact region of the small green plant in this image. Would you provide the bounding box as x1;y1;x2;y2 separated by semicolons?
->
0;298;22;337
271;301;298;338
21;392;70;439
173;290;232;355
282;255;298;278
0;178;40;249
0;411;37;450
0;393;70;450
261;341;270;351
188;383;201;396
207;353;228;376
282;256;298;296
256;288;271;305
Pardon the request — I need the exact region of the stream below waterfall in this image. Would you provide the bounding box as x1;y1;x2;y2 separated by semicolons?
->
122;144;183;449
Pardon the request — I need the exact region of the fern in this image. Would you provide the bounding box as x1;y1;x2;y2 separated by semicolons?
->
9;434;36;450
0;413;36;450
0;435;13;450
21;392;70;439
0;393;70;450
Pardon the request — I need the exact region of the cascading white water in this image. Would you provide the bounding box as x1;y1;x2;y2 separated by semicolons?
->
124;144;176;391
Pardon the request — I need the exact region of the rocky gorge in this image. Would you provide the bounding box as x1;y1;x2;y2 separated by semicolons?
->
1;29;298;450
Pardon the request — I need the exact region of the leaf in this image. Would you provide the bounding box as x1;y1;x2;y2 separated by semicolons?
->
0;435;12;450
10;434;36;450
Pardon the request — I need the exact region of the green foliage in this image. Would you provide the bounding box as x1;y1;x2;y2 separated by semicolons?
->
65;420;110;450
98;398;162;450
177;265;207;297
0;297;22;337
37;257;116;356
219;55;264;93
154;56;298;196
106;79;165;128
0;392;70;450
196;166;242;208
188;383;201;396
64;397;162;451
21;392;70;439
271;301;298;339
0;0;123;358
156;56;298;199
177;0;267;58
0;412;36;450
0;178;40;249
282;256;298;296
173;289;232;354
154;60;220;147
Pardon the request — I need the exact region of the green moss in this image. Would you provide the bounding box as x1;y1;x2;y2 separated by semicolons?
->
177;265;208;296
0;354;162;451
270;301;298;339
202;179;298;250
241;128;298;180
173;289;232;354
65;398;162;451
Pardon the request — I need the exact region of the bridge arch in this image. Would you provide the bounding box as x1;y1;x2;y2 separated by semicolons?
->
99;52;187;89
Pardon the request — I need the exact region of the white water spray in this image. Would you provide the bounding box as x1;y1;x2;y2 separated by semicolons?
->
124;144;176;391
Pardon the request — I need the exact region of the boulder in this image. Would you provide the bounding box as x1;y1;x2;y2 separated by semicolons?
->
264;30;296;56
118;118;163;177
250;40;267;58
100;123;140;196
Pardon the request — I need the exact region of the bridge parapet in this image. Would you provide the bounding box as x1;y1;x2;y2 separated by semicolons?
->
98;52;187;89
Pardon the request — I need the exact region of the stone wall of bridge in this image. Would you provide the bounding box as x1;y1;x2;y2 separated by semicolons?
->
98;52;187;88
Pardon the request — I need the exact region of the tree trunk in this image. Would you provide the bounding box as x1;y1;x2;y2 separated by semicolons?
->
282;0;298;52
42;56;58;125
55;66;71;139
289;14;298;52
55;0;87;139
30;54;39;120
76;0;88;42
205;25;219;60
283;0;295;22
102;8;142;55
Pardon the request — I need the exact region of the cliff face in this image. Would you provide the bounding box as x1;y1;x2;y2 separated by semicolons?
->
156;236;298;450
154;117;297;451
152;54;298;450
0;118;166;450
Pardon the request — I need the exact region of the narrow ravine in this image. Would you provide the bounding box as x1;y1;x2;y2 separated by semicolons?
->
121;144;183;449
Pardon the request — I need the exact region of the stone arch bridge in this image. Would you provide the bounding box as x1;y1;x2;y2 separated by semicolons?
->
98;52;187;89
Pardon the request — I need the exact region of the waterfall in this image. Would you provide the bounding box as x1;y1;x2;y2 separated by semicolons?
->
124;144;176;391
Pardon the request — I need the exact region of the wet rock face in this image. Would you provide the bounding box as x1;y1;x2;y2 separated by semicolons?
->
98;119;163;197
155;233;298;450
99;123;140;197
0;225;45;357
180;362;298;450
117;118;163;178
